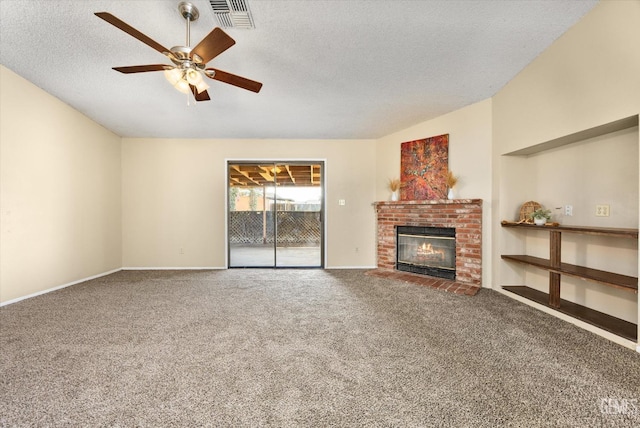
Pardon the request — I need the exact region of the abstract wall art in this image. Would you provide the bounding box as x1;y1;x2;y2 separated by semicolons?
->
400;134;449;200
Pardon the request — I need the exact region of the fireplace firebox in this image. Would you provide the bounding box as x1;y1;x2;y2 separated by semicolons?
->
396;226;456;280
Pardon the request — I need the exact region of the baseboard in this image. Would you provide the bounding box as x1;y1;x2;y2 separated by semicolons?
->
325;265;377;270
122;267;381;270
0;268;122;307
497;288;638;352
121;267;224;270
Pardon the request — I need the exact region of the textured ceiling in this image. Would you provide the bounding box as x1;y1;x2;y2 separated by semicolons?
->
0;0;598;139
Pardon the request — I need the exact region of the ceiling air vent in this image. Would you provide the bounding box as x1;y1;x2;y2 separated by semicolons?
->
209;0;254;29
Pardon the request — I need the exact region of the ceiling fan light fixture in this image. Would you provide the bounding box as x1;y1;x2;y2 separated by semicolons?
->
185;68;202;85
164;68;183;86
194;79;210;94
185;68;209;93
174;77;192;95
165;67;209;95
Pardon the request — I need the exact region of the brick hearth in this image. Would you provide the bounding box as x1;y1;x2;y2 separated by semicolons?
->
373;199;482;287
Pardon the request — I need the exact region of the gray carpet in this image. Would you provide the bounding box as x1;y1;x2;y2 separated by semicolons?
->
1;269;638;427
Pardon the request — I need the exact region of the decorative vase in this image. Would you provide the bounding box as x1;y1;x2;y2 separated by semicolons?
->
447;188;455;200
390;190;399;201
534;217;547;226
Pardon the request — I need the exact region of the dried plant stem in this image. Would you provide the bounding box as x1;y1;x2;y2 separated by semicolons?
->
446;171;458;188
388;178;401;192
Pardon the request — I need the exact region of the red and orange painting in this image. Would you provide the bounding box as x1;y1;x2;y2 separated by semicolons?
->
400;134;449;200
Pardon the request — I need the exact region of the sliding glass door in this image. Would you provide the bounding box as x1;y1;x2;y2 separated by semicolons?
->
227;161;324;268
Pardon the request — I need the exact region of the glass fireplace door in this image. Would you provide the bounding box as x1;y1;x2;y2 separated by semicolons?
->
396;226;456;279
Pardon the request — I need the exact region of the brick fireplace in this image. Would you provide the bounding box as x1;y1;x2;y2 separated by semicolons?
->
373;199;482;287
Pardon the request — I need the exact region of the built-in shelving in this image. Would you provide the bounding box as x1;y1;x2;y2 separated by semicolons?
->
501;222;638;239
501;222;638;341
501;255;637;292
502;286;637;341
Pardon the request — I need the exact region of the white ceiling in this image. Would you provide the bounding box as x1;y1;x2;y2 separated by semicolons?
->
0;0;598;140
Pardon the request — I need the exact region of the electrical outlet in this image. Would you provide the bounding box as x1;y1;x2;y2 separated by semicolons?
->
596;204;610;217
564;205;573;216
338;199;346;206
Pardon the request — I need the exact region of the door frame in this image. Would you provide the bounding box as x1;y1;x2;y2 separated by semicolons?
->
225;158;327;268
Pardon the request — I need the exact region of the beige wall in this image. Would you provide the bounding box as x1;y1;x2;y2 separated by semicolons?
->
0;65;122;304
2;0;638;348
375;99;494;287
520;127;638;323
121;138;377;268
493;1;640;154
492;1;640;345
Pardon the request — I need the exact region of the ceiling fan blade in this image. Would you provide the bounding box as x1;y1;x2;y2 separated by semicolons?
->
191;28;236;63
206;68;263;93
190;85;211;102
113;65;171;74
95;12;169;55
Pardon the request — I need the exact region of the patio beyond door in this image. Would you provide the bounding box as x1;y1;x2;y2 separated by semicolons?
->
227;162;324;268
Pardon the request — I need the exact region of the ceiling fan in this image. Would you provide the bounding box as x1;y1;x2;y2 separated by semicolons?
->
95;1;262;102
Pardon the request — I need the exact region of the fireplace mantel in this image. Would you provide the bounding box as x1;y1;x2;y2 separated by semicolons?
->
373;198;482;207
374;199;482;286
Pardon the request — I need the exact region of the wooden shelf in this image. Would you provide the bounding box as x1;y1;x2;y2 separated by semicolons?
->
501;255;638;293
501;222;638;239
501;222;638;342
503;286;637;342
